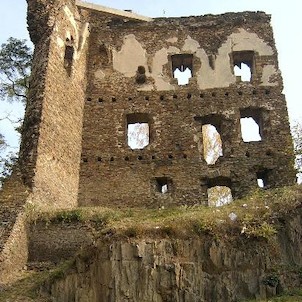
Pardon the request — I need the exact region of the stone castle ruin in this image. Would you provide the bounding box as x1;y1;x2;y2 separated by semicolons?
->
0;0;298;295
20;0;296;210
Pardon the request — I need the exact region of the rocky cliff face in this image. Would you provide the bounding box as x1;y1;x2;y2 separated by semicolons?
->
44;210;302;302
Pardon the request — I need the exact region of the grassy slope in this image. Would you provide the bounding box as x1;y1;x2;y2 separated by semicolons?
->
28;184;302;240
1;185;302;301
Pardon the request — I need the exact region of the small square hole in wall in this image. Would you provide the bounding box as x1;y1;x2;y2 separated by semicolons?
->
155;177;171;194
256;170;269;188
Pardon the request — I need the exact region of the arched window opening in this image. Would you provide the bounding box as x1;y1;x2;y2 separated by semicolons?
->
64;45;74;76
136;65;146;84
99;43;111;67
64;36;75;77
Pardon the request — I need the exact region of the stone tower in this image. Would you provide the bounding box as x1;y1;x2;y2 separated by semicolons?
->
21;0;296;209
21;0;89;209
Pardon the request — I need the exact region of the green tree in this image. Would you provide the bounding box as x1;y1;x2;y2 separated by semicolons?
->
0;37;32;184
0;37;32;103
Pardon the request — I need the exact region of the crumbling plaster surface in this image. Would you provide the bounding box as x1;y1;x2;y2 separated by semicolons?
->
113;34;149;78
151;46;179;90
109;28;277;91
79;11;295;208
261;65;279;86
56;5;90;59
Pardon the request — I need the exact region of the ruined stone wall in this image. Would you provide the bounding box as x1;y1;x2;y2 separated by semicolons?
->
39;209;302;302
28;221;97;264
21;0;89;209
78;11;295;207
0;176;29;284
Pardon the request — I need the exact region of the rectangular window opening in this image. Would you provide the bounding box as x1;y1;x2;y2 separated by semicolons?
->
202;124;223;165
207;186;233;207
171;54;193;85
240;108;263;142
155;177;171;194
127;113;150;150
206;177;233;207
64;45;74;76
257;170;269;188
232;51;254;82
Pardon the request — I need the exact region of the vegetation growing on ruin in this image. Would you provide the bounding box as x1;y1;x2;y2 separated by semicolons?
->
0;184;301;301
0;260;74;302
247;289;302;301
0;38;32;185
27;184;302;241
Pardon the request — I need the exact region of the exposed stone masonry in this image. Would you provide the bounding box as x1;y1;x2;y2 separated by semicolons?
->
34;209;302;302
77;7;295;207
21;0;89;209
20;0;295;209
0;0;298;298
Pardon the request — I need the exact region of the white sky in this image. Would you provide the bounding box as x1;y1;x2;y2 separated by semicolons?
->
0;0;302;151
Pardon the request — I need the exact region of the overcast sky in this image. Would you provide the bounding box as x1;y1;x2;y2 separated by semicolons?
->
0;0;302;150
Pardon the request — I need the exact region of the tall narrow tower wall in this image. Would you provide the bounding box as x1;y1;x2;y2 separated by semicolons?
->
20;0;89;209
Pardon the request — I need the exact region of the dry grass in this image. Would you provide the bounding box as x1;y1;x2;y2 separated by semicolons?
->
1;185;302;301
27;185;302;240
0;260;74;302
247;289;302;301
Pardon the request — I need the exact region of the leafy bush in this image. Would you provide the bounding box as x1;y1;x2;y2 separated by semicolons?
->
262;273;280;287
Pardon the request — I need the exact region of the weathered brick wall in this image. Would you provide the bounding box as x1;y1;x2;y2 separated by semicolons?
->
28;221;96;264
21;0;89;209
77;10;295;207
21;2;295;209
0;175;29;284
